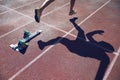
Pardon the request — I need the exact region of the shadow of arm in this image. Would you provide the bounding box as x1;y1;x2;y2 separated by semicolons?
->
86;30;104;43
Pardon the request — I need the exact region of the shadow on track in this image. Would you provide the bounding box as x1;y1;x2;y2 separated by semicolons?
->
38;17;114;80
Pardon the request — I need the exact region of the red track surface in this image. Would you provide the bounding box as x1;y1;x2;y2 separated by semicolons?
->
0;0;120;80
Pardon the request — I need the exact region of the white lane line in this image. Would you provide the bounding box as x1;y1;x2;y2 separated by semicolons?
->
0;2;69;39
0;20;34;39
8;45;54;80
1;2;69;20
42;19;116;55
41;3;69;17
41;21;68;34
0;0;41;15
8;0;111;80
59;0;112;40
1;7;71;38
79;0;111;26
103;47;120;80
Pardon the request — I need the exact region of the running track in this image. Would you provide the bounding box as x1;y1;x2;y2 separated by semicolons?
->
0;0;120;80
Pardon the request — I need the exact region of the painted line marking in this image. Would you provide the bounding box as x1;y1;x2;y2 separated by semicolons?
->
1;0;113;55
103;47;120;80
0;2;69;39
0;0;41;15
0;20;33;38
8;0;111;80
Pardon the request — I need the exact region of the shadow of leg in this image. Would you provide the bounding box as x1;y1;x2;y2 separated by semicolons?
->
95;55;110;80
37;37;61;50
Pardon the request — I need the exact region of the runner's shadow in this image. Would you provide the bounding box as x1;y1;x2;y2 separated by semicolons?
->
37;17;114;80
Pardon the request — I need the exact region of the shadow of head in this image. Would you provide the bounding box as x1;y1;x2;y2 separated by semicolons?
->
98;41;115;53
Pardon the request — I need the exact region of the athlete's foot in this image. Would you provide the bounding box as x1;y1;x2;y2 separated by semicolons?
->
69;10;76;15
70;17;78;23
34;9;42;23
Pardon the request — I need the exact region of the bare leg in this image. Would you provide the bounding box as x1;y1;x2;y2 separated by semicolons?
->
39;0;55;11
69;0;76;15
35;0;54;22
